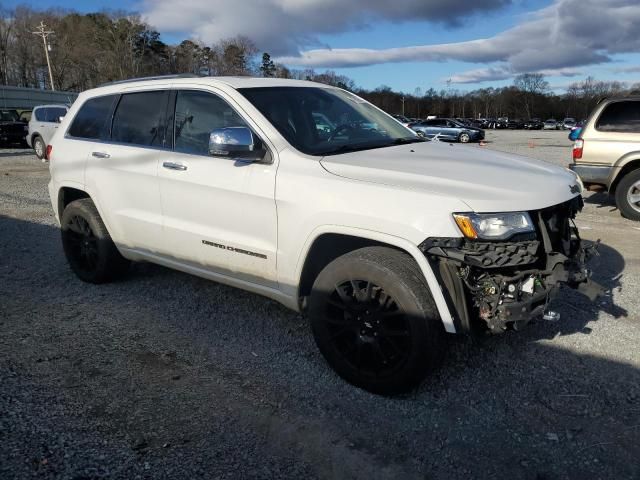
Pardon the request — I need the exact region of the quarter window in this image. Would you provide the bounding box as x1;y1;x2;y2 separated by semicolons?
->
174;90;248;155
68;95;117;140
34;108;47;122
111;91;169;147
596;101;640;133
44;107;67;123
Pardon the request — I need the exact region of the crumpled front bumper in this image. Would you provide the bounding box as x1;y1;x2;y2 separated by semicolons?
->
420;196;604;333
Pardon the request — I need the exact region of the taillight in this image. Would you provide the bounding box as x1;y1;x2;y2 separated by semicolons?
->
45;144;53;161
572;139;583;160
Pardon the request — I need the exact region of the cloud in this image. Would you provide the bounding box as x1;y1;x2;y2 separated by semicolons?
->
141;0;512;55
612;65;640;73
449;66;512;84
449;66;583;84
275;0;640;81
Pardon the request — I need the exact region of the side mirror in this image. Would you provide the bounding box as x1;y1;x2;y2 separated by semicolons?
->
209;127;254;156
208;126;266;162
58;116;65;123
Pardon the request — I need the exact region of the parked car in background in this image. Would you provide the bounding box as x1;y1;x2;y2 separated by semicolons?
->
570;97;640;220
562;118;577;130
391;114;411;127
27;104;70;159
0;109;29;147
410;118;485;143
543;119;559;130
524;118;543;130
17;110;32;122
506;119;524;129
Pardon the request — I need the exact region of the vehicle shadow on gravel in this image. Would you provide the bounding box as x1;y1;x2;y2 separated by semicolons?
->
583;190;617;209
1;214;638;480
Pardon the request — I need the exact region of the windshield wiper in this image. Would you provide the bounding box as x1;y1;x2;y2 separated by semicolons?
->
321;137;425;156
322;143;384;156
390;137;426;145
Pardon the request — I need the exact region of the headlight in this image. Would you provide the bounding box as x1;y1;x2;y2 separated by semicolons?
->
453;212;535;240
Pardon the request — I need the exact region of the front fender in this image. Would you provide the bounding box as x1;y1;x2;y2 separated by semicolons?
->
294;225;457;334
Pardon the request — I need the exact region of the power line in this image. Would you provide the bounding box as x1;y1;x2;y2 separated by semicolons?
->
31;21;55;91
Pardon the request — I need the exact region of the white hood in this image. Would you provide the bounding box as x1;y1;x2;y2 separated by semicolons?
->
320;141;580;212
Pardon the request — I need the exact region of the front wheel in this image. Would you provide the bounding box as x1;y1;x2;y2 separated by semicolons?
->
615;169;640;221
458;132;471;143
308;247;446;395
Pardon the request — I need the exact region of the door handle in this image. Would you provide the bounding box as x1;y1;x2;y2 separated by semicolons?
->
162;161;187;171
91;151;110;159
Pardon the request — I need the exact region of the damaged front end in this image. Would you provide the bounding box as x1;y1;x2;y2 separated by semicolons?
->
421;196;604;334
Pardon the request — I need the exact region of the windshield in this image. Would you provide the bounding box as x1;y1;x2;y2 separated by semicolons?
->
238;87;422;156
0;110;19;122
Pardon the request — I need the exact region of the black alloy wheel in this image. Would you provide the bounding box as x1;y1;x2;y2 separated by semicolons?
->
325;279;412;377
64;215;99;274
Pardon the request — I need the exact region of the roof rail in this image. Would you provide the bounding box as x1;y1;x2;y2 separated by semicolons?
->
99;73;202;87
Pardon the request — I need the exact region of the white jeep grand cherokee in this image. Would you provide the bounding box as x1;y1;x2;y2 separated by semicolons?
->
47;76;600;394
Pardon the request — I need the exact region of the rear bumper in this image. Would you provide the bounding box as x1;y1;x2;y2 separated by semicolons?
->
569;163;612;187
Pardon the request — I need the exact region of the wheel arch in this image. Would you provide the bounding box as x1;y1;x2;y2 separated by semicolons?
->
610;156;640;194
295;226;457;333
57;186;90;221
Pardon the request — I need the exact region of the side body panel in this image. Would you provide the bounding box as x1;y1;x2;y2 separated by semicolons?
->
157;84;279;287
273;148;468;333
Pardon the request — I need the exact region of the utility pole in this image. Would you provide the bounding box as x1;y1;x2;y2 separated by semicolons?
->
401;96;405;116
32;21;55;91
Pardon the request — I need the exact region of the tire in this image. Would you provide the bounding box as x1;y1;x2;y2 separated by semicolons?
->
60;198;130;283
308;246;446;395
33;135;45;159
458;132;470;143
615;169;640;221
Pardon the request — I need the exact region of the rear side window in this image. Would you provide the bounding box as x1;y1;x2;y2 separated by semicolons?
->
112;91;168;147
44;107;67;122
173;90;247;155
596;101;640;133
68;95;117;140
34;108;46;121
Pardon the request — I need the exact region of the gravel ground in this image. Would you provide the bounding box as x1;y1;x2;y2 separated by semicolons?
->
1;130;639;480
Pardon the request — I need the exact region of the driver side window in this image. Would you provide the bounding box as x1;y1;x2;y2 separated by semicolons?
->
174;90;248;155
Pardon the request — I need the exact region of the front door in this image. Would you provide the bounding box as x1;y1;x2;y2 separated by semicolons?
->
158;88;278;287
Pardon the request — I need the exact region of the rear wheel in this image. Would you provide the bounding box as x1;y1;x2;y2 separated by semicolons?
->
615;169;640;221
458;132;471;143
61;198;130;283
33;135;45;160
308;247;446;395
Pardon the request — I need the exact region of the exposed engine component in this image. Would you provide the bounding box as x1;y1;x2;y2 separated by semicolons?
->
422;197;604;334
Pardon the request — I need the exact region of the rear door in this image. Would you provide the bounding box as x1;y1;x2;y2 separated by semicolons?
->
423;119;446;139
158;88;278;287
82;89;169;253
584;100;640;166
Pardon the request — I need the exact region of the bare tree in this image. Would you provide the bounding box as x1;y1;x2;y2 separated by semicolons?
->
514;73;549;119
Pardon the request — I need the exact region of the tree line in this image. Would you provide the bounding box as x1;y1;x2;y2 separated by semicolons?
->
1;7;638;120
